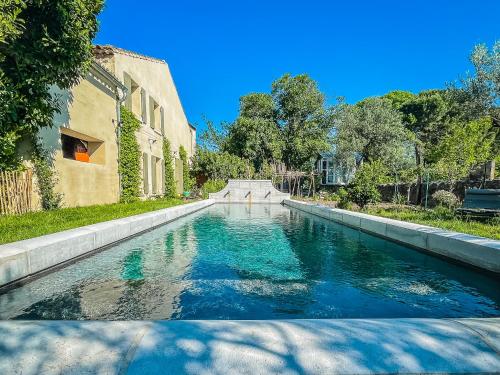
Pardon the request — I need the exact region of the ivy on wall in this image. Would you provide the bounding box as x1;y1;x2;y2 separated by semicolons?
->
119;107;141;202
162;138;176;198
179;145;192;191
32;142;63;210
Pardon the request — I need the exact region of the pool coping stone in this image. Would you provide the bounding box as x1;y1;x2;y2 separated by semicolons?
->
0;199;215;288
284;199;500;273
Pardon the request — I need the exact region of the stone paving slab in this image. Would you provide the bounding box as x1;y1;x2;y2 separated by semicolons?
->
0;318;498;374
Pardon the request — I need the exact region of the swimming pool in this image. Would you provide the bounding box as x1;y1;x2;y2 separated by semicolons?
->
0;204;498;320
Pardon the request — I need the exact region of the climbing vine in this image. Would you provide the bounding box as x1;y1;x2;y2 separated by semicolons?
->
119;107;141;202
162;138;176;198
32;141;63;210
179;145;192;191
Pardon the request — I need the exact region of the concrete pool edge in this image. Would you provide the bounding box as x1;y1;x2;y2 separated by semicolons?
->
0;318;498;374
0;199;215;288
284;199;500;274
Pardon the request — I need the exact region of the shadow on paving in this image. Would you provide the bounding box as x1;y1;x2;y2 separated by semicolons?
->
0;318;499;374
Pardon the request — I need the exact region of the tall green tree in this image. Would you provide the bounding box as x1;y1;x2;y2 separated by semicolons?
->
430;117;495;188
224;93;282;170
272;74;333;170
0;0;104;170
383;90;415;110
335;97;408;166
447;41;499;124
398;90;450;200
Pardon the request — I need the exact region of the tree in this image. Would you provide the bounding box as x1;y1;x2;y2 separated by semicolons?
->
447;41;499;124
383;90;415;110
224;93;282;170
397;90;450;201
191;149;252;181
430;117;495;188
0;0;25;43
348;160;389;208
0;0;104;170
335;97;408;166
272;74;333;170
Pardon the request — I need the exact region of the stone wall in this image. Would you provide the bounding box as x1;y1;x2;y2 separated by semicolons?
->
209;180;290;203
378;179;500;204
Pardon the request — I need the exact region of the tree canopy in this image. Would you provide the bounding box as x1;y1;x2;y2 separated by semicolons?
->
197;73;335;174
0;0;104;170
335;97;408;166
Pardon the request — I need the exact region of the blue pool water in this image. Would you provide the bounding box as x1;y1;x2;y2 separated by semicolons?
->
0;204;499;320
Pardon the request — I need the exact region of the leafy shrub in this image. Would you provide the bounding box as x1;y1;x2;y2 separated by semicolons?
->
32;150;62;210
323;192;339;202
391;192;407;205
432;190;459;208
201;179;226;199
431;205;456;219
192;149;253;180
348;161;387;208
336;187;351;209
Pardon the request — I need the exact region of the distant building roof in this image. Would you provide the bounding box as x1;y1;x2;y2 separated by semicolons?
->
319;151;335;158
188;123;196;130
93;45;167;65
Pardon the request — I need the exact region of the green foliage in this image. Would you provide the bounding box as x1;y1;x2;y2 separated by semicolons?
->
179;145;192;191
162;138;176;198
201;179;226;199
192;149;252;180
200;74;335;171
119;107;141;202
430;117;495;186
391;192;407;205
383;90;416;110
348;161;389;208
224;93;282;170
0;0;25;43
335;97;408;166
399;90;451;166
432;190;459;208
0;0;103;170
272;74;333;169
336;187;352;209
447;41;499;123
32;146;62;210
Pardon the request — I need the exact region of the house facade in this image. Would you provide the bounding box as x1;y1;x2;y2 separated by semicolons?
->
26;46;194;209
31;61;126;208
93;45;195;198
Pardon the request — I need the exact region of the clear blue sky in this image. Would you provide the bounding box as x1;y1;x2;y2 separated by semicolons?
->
95;0;499;132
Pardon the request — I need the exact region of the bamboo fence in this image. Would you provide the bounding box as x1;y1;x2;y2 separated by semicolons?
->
0;169;33;215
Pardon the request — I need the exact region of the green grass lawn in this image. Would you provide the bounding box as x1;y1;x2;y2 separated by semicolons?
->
365;206;500;240
0;198;187;245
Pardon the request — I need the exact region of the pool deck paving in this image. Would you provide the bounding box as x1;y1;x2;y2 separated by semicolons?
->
0;318;499;374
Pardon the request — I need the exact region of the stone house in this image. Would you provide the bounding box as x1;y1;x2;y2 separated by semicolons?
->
93;45;195;198
25;46;194;208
